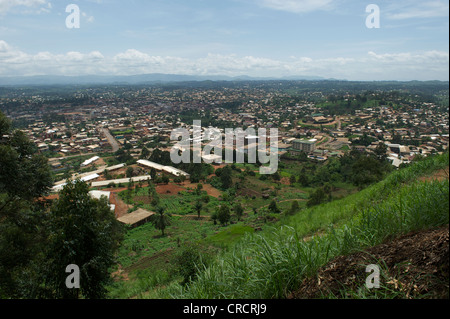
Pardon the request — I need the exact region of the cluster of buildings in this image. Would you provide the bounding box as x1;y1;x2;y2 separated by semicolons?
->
1;85;447;171
22;122;111;156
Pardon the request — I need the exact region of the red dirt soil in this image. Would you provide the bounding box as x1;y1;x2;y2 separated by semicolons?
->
155;183;185;195
109;192;133;218
419;167;449;182
288;225;449;299
182;182;222;198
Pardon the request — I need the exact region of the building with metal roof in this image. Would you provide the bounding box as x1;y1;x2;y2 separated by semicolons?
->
90;175;151;187
117;208;155;228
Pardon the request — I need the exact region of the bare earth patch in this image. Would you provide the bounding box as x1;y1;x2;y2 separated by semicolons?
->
182;182;222;198
288;225;449;299
155;183;185;195
419;167;449;182
110;192;133;218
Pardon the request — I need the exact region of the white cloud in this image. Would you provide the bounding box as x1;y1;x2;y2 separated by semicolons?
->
386;0;449;20
0;0;50;14
82;11;95;23
0;41;448;80
258;0;334;13
367;50;449;65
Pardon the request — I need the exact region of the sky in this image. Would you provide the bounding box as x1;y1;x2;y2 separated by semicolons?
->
0;0;448;81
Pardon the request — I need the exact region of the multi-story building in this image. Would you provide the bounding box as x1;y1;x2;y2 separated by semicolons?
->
290;139;317;154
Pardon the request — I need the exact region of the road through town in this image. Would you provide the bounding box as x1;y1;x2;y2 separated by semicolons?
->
101;128;120;153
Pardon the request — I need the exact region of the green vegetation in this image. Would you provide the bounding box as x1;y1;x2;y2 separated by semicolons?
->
105;151;448;299
150;206;172;237
0;112;54;298
44;180;124;299
204;225;255;248
1;110;123;299
119;186;221;216
111;128;134;136
158;152;448;299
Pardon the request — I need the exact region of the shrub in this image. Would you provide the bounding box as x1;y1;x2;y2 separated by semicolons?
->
174;244;210;286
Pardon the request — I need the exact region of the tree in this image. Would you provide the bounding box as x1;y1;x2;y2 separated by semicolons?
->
217;204;231;226
140;146;150;159
351;155;385;188
173;176;182;184
298;172;310;187
126;166;134;178
123;142;132;150
288;200;300;215
1;130;53;201
211;211;218;225
150;168;157;180
174;244;210;286
0;112;53;298
373;142;388;163
289;175;296;185
103;169;111;181
44;179;123;299
391;133;403;144
272;171;281;181
151;206;171;236
196;183;203;195
220;165;233;190
150;192;160;207
268;199;281;214
0;111;11;137
194;200;203;220
148;181;156;197
233;203;244;221
161;175;170;185
127;177;134;191
307;187;326;207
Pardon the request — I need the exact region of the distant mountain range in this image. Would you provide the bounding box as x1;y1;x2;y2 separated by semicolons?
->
0;74;330;86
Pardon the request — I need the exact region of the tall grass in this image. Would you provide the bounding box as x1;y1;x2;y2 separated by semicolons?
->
280;152;449;239
165;153;448;299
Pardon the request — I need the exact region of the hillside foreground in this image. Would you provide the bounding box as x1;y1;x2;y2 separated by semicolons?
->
288;224;449;299
168;154;449;299
289;167;449;299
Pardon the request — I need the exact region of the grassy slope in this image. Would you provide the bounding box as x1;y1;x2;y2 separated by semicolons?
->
162;152;449;299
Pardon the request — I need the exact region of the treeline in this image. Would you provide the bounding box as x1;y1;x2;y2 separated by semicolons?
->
175;108;237;129
289;145;393;207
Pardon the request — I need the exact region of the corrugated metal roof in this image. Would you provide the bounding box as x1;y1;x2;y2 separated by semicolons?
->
117;208;155;226
137;159;166;170
106;163;126;171
137;159;190;177
90;175;151;187
81;156;100;167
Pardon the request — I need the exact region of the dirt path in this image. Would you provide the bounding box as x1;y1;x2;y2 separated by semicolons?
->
110;192;133;218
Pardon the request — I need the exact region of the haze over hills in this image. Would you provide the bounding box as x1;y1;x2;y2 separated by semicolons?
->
0;74;329;86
